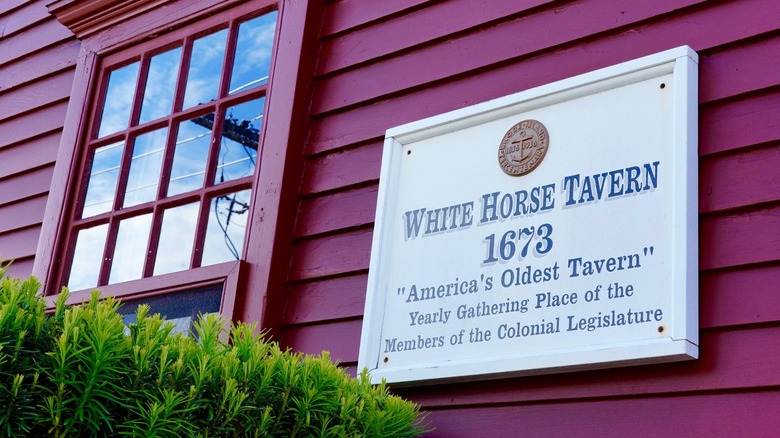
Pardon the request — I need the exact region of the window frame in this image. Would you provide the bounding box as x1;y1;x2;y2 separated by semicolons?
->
61;9;274;292
36;0;317;332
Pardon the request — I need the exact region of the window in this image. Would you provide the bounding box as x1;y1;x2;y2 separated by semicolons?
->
38;0;314;327
117;284;222;336
60;9;278;292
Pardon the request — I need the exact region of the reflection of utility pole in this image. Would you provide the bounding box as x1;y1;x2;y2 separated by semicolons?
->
215;193;250;260
191;109;256;260
191;113;259;150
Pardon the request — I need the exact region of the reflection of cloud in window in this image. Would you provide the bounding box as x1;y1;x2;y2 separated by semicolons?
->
109;214;152;284
140;48;182;124
183;30;228;109
230;12;277;94
169;116;213;196
202;190;250;266
124;129;167;207
83;141;123;217
68;224;109;291
98;62;140;138
154;202;199;275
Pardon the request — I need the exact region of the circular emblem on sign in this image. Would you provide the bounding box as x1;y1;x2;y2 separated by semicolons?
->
498;119;549;176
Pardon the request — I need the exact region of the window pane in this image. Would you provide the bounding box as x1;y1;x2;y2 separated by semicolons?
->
139;47;182;124
68;224;109;291
124;128;167;207
202;190;250;266
168;114;213;196
82;141;124;218
183;29;228;109
118;284;222;336
109;214;152;284
98;62;140;138
214;98;264;185
154;202;199;276
229;11;277;94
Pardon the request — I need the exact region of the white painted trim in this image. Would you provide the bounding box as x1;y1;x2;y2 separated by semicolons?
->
359;46;699;385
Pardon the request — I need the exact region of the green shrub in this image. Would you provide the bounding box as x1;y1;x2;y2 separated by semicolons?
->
0;267;427;437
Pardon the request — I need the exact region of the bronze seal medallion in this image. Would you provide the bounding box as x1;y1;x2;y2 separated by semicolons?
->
498;119;549;176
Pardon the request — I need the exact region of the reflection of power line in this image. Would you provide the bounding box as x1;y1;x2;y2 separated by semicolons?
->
85;146;255;213
175;130;210;146
213;192;249;260
228;75;269;94
192;111;260;184
191;113;260;151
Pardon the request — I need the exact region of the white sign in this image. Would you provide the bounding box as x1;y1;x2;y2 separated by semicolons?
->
359;46;699;384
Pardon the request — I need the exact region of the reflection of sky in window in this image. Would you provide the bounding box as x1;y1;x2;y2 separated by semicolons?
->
68;224;109;291
215;98;264;184
98;62;139;138
154;202;199;275
82;141;123;218
202;189;250;266
183;29;227;109
168;114;213;196
139;47;182;124
109;214;152;284
124;128;167;207
229;11;277;94
73;12;281;290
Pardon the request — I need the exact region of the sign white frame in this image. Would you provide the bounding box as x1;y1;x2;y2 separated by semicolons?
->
359;46;698;385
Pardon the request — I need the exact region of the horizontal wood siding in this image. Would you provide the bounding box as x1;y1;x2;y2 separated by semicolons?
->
3;0;778;433
282;0;780;433
421;390;780;437
0;0;76;277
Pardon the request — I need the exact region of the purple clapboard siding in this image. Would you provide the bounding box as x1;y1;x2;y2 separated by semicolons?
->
312;0;706;115
700;90;780;156
0;40;79;92
301;141;383;195
0;133;60;180
0;1;72;279
700;145;780;214
2;0;780;432
397;327;780;408
282;318;363;364
0;71;74;122
700;265;780;328
317;0;558;76
0;167;54;206
0;101;68;149
0;18;73;66
420;390;780;437
308;0;780;155
296;184;378;238
0;196;48;234
284;273;368;325
0;0;29;16
283;0;780;433
699;33;780;103
283;321;780;393
0;226;41;261
701;206;780;270
290;228;373;281
321;0;432;37
0;0;54;39
4;258;34;279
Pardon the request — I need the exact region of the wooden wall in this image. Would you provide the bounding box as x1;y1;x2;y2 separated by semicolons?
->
284;0;780;434
0;0;76;279
2;0;780;434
